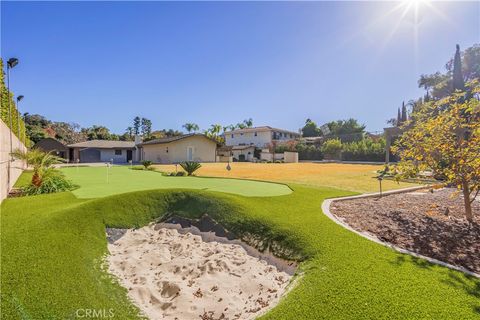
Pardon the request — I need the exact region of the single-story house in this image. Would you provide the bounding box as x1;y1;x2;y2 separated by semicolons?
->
138;134;217;164
67;140;137;163
34;138;68;159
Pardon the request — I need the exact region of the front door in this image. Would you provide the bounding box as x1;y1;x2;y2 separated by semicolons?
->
187;147;194;161
127;150;133;161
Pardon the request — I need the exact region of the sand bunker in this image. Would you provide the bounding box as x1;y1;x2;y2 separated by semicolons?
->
107;224;293;320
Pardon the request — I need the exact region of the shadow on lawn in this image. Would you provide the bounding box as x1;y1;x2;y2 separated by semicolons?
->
392;254;480;314
443;271;480;314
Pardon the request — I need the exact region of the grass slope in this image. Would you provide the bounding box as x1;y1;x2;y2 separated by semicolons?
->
60;166;292;198
1;184;479;319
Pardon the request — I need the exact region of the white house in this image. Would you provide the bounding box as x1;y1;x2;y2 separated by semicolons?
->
67;140;138;163
224;126;301;148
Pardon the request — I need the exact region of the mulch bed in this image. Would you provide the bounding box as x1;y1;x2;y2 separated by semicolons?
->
330;188;480;274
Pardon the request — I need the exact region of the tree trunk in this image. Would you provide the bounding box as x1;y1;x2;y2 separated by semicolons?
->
462;180;473;223
32;171;42;187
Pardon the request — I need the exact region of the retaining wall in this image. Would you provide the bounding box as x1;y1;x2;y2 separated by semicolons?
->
1;119;27;202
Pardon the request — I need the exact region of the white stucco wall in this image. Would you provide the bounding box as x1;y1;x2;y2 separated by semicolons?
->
260;152;273;161
225;131;271;147
142;136;217;164
284;151;299;163
1;119;27;203
225;130;300;148
232;147;256;161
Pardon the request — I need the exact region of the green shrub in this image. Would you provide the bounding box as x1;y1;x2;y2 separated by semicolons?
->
21;169;77;195
321;139;342;160
341;137;385;162
296;143;324;160
166;171;186;176
180;161;201;176
142;160;153;169
11;148;69;194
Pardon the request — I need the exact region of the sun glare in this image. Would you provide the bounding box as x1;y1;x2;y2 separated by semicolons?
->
369;0;450;62
403;0;430;7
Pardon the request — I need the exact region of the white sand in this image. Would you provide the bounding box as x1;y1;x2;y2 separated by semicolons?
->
107;224;293;320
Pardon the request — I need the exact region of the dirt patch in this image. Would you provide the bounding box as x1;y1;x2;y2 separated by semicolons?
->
330;188;480;273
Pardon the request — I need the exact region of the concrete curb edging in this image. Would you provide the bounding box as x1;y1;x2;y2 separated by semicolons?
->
321;187;480;278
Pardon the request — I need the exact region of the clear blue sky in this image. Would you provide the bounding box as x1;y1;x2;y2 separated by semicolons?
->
1;1;479;134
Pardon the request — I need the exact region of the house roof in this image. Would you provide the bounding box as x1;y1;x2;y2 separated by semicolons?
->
67;140;136;149
34;138;67;150
224;126;300;136
138;133;218;146
219;145;256;151
232;145;256;150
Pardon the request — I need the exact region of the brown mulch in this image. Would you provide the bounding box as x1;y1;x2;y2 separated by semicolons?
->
330;188;480;274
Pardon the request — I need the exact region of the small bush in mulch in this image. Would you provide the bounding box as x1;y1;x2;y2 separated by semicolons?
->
331;188;480;273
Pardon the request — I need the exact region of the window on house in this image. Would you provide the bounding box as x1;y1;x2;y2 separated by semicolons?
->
115;150;122;155
231;134;234;138
290;134;293;138
254;132;257;136
166;147;169;153
240;133;244;136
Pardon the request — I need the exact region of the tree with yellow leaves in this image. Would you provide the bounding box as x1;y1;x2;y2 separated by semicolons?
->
393;81;480;222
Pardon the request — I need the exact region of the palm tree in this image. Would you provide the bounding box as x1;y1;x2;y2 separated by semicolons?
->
235;118;253;129
223;124;235;133
205;124;224;143
236;122;247;129
11;149;64;187
243;118;253;127
209;124;222;135
180;161;202;176
183;123;199;133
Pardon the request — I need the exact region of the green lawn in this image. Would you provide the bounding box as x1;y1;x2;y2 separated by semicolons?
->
1;168;479;319
60;166;292;198
13;170;33;188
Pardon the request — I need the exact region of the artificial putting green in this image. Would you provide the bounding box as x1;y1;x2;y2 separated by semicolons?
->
60;166;292;198
1;178;479;319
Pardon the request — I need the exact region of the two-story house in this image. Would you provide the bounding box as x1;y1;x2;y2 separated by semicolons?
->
223;126;300;160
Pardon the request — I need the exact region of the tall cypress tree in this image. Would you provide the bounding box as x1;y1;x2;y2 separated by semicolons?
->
401;101;408;123
424;91;430;103
397;107;402;126
133;116;141;135
453;44;465;91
